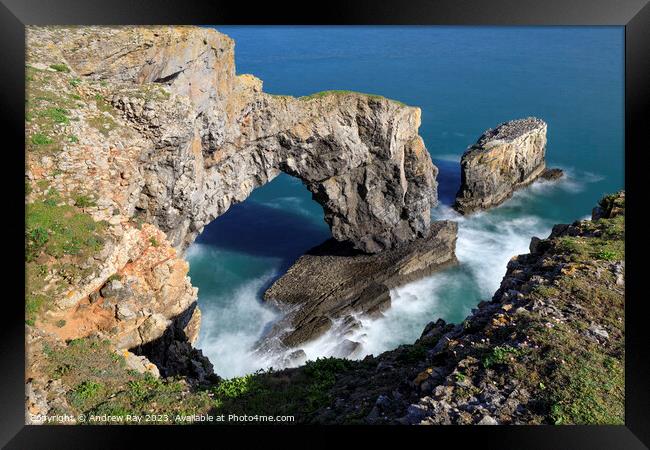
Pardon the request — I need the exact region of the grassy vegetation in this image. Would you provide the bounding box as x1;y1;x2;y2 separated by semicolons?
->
25;65;80;155
87;113;118;136
532;285;560;299
93;94;114;113
49;63;70;73
482;345;527;369
25;292;47;326
25;188;107;324
26;197;106;261
40;333;355;424
31;133;53;145
41;337;213;422
73;193;96;208
512;206;624;424
553;214;624;263
549;351;623;424
465;201;626;425
209;357;353;419
299;90;407;106
37;107;70;125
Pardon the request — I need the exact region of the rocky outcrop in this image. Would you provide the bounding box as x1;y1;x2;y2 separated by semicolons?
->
52;26;438;254
245;193;623;425
539;167;564;181
24;193;623;424
25;24;440;392
261;220;458;350
454;117;551;214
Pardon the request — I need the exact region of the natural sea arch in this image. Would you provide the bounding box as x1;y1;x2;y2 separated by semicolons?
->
185;173;331;377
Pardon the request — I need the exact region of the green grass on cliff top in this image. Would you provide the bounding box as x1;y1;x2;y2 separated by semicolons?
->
507;201;625;425
299;90;407;106
26;192;106;262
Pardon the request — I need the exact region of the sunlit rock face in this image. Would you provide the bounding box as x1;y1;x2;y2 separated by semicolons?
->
454;117;548;214
58;26;438;254
25;25;441;382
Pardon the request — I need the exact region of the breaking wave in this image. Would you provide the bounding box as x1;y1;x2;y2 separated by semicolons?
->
190;169;602;377
194;270;281;379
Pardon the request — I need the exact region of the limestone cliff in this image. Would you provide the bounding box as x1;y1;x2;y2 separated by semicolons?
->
52;26;438;254
454;117;550;214
25;24;442;412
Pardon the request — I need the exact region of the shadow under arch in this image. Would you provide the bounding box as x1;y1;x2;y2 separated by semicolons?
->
191;173;332;280
185;173;333;377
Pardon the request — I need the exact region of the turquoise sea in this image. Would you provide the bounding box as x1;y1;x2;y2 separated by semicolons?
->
187;26;624;378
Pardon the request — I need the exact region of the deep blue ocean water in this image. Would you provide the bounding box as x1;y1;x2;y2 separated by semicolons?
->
187;26;624;378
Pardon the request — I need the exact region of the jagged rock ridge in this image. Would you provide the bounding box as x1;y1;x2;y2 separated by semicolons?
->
261;220;459;352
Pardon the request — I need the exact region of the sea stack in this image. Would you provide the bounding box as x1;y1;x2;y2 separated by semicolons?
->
454;117;556;214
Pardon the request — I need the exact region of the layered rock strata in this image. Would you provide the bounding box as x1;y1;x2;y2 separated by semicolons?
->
56;26;439;254
261;220;458;352
454;117;556;214
25;25;441;387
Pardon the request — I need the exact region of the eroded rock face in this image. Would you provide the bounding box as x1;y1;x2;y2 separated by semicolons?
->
454;117;548;214
25;25;440;382
261;220;458;349
55;26;438;254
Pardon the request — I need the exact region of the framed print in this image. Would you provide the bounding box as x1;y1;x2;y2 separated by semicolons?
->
1;0;648;448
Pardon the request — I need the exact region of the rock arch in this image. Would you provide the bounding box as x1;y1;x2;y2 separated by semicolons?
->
41;25;444;378
62;26;440;254
135;92;439;254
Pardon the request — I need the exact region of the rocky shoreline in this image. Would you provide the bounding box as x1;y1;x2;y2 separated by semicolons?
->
222;192;624;425
260;220;458;355
25;25;622;426
26;192;624;424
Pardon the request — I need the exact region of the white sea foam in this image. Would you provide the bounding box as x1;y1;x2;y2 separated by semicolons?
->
259;196;313;218
519;166;603;200
193;167;599;376
184;242;206;260
355;272;460;357
195;272;281;378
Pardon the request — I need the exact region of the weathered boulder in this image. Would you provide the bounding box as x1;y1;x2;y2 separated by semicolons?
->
454;117;549;214
262;220;458;348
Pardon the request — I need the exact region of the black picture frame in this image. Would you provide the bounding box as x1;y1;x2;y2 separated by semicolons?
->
2;0;648;448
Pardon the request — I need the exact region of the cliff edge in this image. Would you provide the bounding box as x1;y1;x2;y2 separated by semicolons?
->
25;25;443;419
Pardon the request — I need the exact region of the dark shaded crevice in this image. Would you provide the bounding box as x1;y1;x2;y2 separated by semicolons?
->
153;69;184;84
130;302;217;384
